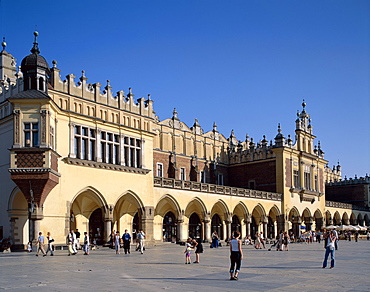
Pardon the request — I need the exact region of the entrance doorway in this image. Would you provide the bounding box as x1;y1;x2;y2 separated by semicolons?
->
89;208;104;245
133;212;140;240
231;215;241;236
163;211;177;242
211;214;223;240
188;213;202;239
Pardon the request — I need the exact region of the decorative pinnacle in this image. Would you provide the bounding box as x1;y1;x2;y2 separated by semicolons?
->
31;31;40;54
1;37;6;51
302;99;306;112
277;123;282;133
172;108;179;120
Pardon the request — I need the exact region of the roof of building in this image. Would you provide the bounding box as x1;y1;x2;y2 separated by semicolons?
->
8;89;50;100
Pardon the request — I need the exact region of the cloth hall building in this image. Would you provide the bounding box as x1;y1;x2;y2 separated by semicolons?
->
0;33;369;249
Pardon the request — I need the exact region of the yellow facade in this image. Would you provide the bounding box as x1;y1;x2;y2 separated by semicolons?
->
0;34;368;249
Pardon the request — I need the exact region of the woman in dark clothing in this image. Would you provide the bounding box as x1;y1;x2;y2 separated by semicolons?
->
194;238;203;263
229;231;243;281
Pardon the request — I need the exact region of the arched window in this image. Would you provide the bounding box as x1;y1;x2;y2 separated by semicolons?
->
38;77;44;91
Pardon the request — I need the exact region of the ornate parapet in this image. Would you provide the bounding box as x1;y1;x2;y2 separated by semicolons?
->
154;177;282;201
62;157;151;175
325;200;370;211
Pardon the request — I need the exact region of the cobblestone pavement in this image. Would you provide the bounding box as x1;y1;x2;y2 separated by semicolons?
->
1;239;369;292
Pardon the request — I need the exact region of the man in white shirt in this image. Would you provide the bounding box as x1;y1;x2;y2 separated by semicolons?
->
137;230;146;254
36;232;46;257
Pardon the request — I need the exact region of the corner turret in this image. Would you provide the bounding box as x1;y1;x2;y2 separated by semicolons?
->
20;31;50;93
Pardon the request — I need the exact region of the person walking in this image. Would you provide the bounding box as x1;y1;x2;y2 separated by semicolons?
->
211;231;219;248
283;231;289;251
114;231;121;254
254;232;261;249
68;230;76;256
260;232;265;248
137;229;146;254
194;237;203;263
122;229;131;254
45;232;54;256
229;231;243;280
36;232;46;257
322;230;336;269
83;231;90;255
75;229;81;250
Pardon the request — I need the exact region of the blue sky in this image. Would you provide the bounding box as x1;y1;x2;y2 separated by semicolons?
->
1;0;369;178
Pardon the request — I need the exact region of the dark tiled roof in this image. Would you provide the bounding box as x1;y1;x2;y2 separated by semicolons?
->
21;53;50;71
9;89;51;100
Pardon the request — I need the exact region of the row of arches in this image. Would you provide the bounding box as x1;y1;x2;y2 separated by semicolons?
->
8;186;370;246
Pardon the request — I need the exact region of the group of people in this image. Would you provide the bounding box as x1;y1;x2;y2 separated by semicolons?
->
67;229;91;256
33;231;55;256
184;237;203;264
111;229;145;255
31;226;370;281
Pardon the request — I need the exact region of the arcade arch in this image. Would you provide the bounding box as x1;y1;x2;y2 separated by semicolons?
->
211;200;229;240
267;205;280;239
8;188;29;247
70;187;108;244
154;194;181;241
251;204;266;239
114;191;144;238
313;209;323;231
185;198;207;240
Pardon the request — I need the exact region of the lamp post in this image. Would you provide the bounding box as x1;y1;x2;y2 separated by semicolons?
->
28;182;35;243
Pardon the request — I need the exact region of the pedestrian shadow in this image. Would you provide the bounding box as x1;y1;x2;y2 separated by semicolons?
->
251;266;319;270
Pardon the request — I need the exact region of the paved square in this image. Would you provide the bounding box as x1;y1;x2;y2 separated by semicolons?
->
1;240;369;291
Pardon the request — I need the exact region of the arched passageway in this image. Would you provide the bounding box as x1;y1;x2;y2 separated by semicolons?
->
188;213;202;239
163;211;177;242
231;215;241;234
70;188;108;243
211;214;223;240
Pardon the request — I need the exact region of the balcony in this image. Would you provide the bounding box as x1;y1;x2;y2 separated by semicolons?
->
154;177;282;201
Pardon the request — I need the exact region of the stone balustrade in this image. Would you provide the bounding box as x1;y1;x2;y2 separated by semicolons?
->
154;177;282;201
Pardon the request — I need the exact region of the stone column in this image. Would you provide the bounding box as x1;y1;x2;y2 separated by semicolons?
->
203;214;211;242
68;122;76;158
104;220;112;243
30;206;44;243
141;206;154;245
10;217;17;247
262;216;268;239
293;217;302;239
177;217;184;243
277;214;285;235
222;222;227;240
245;215;252;237
305;216;313;232
225;215;232;240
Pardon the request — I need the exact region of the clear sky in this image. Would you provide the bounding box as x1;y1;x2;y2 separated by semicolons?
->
1;0;369;178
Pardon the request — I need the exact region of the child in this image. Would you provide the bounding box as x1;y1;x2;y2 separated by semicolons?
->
184;237;194;264
27;241;32;253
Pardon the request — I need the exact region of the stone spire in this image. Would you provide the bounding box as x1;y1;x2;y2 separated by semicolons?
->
274;123;285;147
0;37;17;83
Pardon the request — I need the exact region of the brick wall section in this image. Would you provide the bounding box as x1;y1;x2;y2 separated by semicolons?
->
153;151;227;183
51;152;58;172
228;160;277;192
326;184;367;207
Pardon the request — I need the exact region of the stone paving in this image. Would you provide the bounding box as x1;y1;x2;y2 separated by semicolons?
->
0;239;369;292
